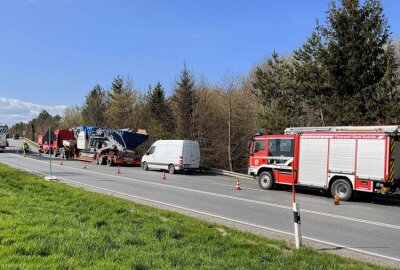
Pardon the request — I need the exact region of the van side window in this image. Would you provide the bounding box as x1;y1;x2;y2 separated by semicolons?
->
148;146;155;155
253;140;266;153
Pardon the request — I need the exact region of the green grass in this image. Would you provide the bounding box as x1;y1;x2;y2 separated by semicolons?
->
0;164;394;270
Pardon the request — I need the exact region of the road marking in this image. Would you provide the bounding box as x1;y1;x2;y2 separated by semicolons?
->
212;182;262;192
3;153;400;232
2;158;399;264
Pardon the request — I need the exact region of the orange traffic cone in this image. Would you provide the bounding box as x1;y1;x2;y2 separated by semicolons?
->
334;195;340;205
236;179;241;190
83;162;87;169
117;165;121;174
162;171;166;180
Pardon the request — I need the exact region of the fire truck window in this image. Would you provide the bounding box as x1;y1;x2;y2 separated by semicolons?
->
268;139;278;156
253;140;265;153
280;139;294;157
268;139;294;157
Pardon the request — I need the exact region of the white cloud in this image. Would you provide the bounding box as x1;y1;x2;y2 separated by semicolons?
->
0;97;67;126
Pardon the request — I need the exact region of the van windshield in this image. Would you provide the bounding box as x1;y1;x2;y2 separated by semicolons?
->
147;146;155;155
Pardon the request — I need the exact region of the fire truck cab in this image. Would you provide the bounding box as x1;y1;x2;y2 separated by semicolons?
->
248;126;400;200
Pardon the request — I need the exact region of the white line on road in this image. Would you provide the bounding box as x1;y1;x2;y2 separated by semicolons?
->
16;153;400;231
4;153;400;231
2;158;398;264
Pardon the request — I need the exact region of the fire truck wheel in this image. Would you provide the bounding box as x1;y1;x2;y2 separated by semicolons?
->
168;164;175;174
142;162;149;171
258;171;274;190
331;179;353;201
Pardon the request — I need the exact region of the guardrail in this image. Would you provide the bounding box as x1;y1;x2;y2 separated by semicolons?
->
203;167;254;180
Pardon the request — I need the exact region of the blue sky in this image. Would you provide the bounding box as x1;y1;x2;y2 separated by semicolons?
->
0;0;399;124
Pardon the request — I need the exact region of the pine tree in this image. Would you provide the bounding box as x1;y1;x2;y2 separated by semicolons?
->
172;65;197;139
148;82;167;117
377;45;400;124
110;75;124;97
81;84;107;127
319;0;395;124
106;76;140;128
293;30;333;125
147;82;174;139
252;52;297;133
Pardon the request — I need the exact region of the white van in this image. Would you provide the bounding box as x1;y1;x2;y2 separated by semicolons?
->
141;140;200;174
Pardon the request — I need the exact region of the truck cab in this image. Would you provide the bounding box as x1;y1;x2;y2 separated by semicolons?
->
248;134;298;189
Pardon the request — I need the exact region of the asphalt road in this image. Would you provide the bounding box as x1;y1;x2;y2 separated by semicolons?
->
2;139;400;268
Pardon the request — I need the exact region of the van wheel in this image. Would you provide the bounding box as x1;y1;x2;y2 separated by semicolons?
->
168;164;175;174
331;179;352;201
258;171;274;190
142;162;149;171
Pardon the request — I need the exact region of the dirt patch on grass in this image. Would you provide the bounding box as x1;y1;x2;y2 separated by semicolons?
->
217;227;228;236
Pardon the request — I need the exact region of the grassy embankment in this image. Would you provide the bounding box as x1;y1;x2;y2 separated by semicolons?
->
0;163;393;269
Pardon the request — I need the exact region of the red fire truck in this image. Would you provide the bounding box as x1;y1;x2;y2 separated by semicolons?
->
248;126;400;200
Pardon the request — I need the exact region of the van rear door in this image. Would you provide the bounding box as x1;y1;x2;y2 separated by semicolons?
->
183;141;200;169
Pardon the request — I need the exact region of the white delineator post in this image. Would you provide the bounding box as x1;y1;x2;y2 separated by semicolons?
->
291;157;302;248
293;202;302;248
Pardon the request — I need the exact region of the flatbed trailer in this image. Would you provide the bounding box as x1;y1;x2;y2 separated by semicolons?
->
96;152;142;166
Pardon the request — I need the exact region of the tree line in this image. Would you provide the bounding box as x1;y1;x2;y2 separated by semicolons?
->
9;0;400;172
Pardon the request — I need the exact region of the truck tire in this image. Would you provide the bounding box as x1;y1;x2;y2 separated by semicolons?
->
142;162;148;171
107;158;114;167
331;179;353;201
97;156;105;165
258;171;274;190
168;164;175;174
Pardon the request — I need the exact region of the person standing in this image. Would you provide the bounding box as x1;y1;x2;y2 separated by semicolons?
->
23;141;29;157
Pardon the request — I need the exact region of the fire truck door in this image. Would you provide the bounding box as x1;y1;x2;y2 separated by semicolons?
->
250;139;267;167
268;138;295;184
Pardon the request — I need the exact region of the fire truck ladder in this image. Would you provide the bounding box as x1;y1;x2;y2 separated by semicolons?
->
284;126;400;134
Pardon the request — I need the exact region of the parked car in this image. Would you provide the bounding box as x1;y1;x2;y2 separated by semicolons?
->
141;140;200;174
